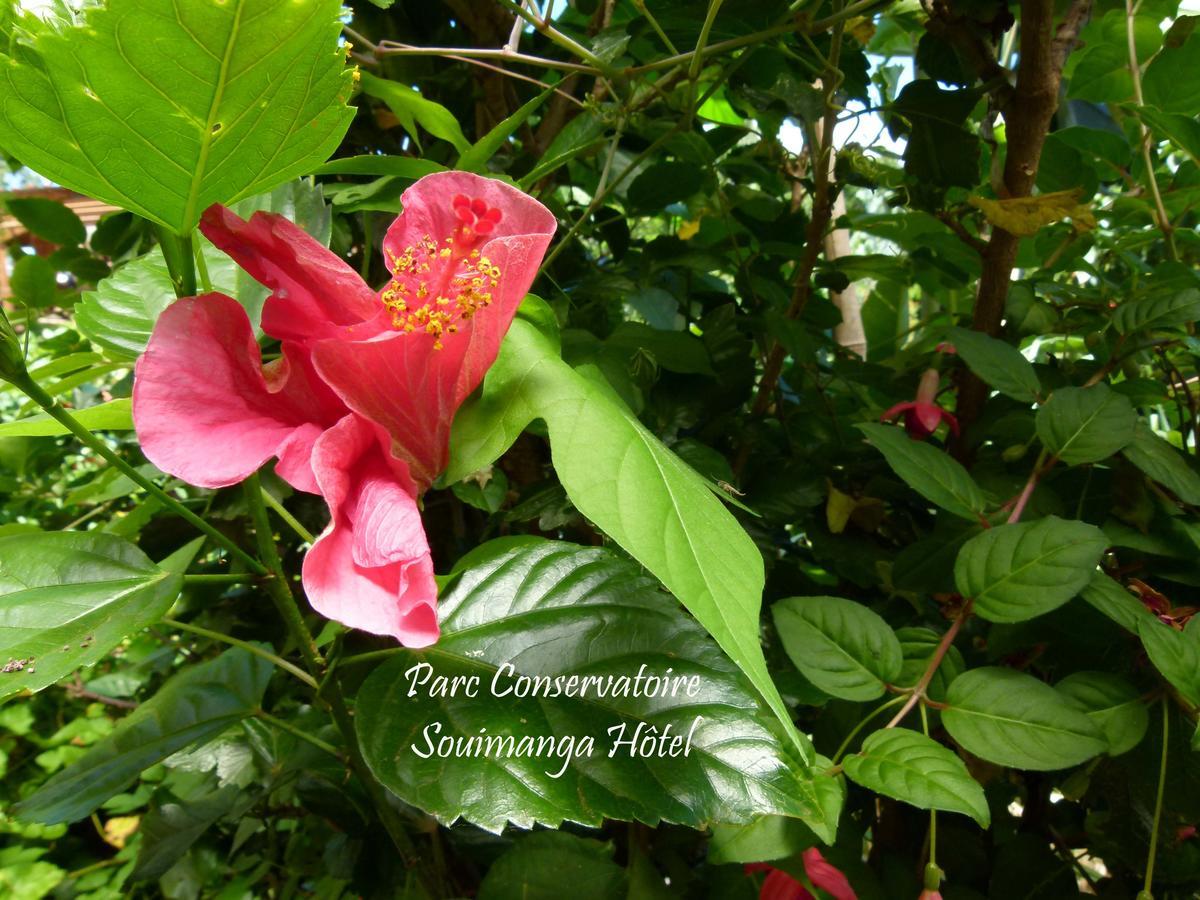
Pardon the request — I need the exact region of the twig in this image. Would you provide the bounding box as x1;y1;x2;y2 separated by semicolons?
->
375;42;599;74
883;601;973;729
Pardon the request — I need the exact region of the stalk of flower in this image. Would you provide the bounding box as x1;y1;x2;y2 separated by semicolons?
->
133;172;556;648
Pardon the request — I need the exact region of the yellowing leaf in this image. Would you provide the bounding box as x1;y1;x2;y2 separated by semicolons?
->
103;815;139;848
969;190;1096;237
826;483;884;534
678;218;702;240
847;17;877;44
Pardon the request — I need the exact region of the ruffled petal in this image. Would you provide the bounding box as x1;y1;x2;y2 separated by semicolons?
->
302;414;439;647
313;233;552;488
132;293;342;491
200;204;388;345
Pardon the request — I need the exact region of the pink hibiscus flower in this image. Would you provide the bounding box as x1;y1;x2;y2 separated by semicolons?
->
881;368;959;440
133;171;556;647
746;849;857;900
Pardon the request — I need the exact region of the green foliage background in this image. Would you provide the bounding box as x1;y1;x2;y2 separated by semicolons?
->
1;0;1199;897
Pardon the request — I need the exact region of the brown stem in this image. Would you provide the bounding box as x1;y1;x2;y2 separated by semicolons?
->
884;600;973;729
954;0;1093;450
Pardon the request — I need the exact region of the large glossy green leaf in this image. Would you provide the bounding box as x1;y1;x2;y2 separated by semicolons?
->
1121;424;1200;505
14;647;271;823
356;540;833;836
942;667;1108;770
948;327;1041;402
0;531;181;701
1137;617;1200;707
76;181;331;359
771;596;902;701
843;729;990;826
0;398;132;436
0;0;353;234
445;299;805;760
858;423;987;521
954;516;1108;623
1056;672;1149;756
1035;384;1136;465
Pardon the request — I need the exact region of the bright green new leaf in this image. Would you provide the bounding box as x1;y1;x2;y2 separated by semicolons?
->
954;516;1108;623
0;0;355;234
1035;384;1136;465
360;72;470;154
948;327;1041;402
14;647;271;823
357;541;830;836
0;398;132;437
0;531;181;701
1056;672;1149;756
771;595;903;701
445;298;807;761
843;729;990;826
858;422;988;521
943;667;1108;770
458;86;554;173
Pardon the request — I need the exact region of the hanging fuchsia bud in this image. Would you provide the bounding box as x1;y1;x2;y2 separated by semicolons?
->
881;368;959;440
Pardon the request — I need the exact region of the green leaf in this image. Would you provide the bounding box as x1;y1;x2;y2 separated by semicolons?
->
0;398;132;437
0;0;354;234
857;422;987;521
1142;25;1200;114
1137;617;1200;707
707;815;817;864
1112;288;1200;334
771;595;902;701
1056;672;1149;756
356;540;828;835
1035;384;1137;465
14;647;271;823
76;181;330;359
1121;423;1200;505
520;113;607;187
843;729;990;826
359;72;470;154
1;196;85;245
458;85;554;173
954;516;1108;623
311;155;445;178
1138;105;1200;165
9;255;58;309
445;298;806;760
0;531;181;701
1079;571;1157;633
477;832;625;900
942;667;1108;770
947;327;1041;402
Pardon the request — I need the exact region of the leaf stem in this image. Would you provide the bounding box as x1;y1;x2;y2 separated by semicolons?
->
163;616;318;690
155;227;198;299
255;709;344;760
830;693;908;764
885;601;972;729
494;0;610;71
261;487;317;544
10;375;267;575
1126;0;1177;262
1143;697;1170;897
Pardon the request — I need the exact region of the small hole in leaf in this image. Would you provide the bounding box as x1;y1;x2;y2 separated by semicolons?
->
211;123;223;134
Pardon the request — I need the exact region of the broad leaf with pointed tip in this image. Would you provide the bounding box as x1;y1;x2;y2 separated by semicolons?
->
356;540;835;838
1056;672;1149;756
445;298;805;761
954;516;1108;623
1035;384;1136;465
942;667;1108;771
858;422;988;521
0;531;183;701
0;0;353;234
843;729;990;826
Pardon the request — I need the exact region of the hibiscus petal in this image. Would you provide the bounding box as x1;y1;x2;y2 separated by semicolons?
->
200;204;387;344
132;293;341;491
313;234;552;488
382;170;557;266
303;415;439;647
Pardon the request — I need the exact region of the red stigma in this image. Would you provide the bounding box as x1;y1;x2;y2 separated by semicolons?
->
451;194;503;237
